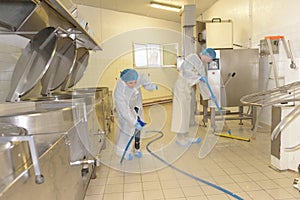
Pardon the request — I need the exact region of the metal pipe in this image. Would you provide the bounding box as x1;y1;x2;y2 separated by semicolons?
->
70;159;95;166
271;104;300;141
288;40;297;69
266;38;280;87
0;31;39;35
241;81;300;106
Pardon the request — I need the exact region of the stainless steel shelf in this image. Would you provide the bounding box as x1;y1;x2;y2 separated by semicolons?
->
0;0;101;50
45;0;101;50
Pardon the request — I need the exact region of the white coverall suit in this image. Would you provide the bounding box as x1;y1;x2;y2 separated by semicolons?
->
171;53;209;134
114;73;156;158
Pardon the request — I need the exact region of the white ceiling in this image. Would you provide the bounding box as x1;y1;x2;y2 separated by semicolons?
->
74;0;218;23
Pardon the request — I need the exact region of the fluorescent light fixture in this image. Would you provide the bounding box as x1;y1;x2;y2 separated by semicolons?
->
150;2;181;12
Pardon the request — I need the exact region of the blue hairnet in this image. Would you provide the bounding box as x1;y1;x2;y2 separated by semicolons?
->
201;48;216;59
120;68;138;82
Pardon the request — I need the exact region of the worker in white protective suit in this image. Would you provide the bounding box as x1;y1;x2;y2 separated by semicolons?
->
171;48;216;146
114;68;158;160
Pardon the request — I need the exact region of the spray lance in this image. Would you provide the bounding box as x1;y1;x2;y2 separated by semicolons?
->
120;113;146;164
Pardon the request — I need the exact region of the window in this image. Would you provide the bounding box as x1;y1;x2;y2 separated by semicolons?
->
147;44;161;67
133;43;147;67
133;42;177;67
162;43;178;67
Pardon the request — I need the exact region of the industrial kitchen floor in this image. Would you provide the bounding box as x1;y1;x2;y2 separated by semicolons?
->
84;103;300;200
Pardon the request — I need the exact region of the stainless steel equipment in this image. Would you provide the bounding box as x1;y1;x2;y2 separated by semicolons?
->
52;87;111;158
0;98;100;199
240;81;300;107
0;0;101;50
23;93;106;161
61;47;90;90
0;117;93;200
4;25;108;160
41;37;76;95
6;27;58;102
219;49;259;107
241;81;300;172
0;24;110;200
202;49;259;127
0;123;31;191
270;104;300;172
71;87;112;135
0;123;44;184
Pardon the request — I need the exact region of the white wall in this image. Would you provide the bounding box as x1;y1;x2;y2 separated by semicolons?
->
75;6;182;100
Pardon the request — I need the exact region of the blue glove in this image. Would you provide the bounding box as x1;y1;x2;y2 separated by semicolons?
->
135;122;143;130
137;117;146;127
155;85;158;90
199;76;208;83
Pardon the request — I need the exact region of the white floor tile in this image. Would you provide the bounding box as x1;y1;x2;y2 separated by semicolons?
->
104;183;123;193
124;182;143;192
102;192;123;200
143;181;162;191
247;191;273;200
162;188;185;199
84;194;103;200
255;180;281;190
265;188;294;199
206;193;231;200
213;175;235;185
86;185;105;196
181;185;204;197
237;181;262;191
124;191;144;200
143;189;164;200
84;103;298;200
142;173;159;182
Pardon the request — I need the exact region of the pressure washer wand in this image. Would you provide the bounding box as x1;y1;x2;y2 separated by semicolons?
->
120;117;146;164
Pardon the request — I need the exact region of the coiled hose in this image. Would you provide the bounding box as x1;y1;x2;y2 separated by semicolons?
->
146;131;244;200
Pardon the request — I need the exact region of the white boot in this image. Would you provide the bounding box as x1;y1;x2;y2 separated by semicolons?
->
293;178;300;191
189;137;201;143
176;133;190;147
176;133;201;146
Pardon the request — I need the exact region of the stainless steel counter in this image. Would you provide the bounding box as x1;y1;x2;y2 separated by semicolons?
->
0;96;106;200
0;132;92;200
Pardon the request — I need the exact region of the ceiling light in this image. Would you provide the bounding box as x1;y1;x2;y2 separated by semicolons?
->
150;2;181;12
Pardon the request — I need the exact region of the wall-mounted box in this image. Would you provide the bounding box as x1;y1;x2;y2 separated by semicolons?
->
206;18;233;49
